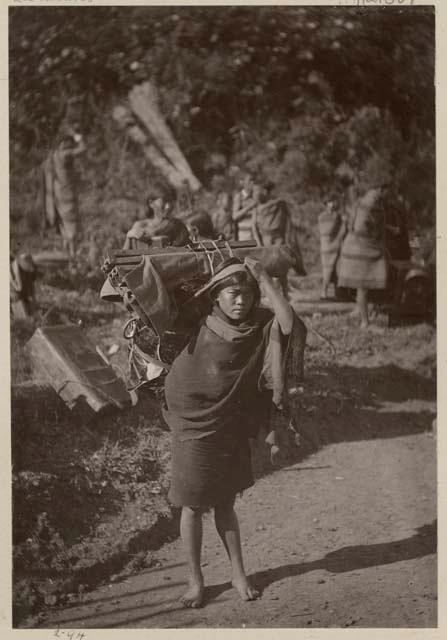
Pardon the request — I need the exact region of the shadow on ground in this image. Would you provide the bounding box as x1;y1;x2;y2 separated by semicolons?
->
207;520;437;603
51;521;436;628
252;363;436;477
13;361;436;626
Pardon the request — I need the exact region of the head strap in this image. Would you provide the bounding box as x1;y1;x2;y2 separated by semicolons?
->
194;263;248;298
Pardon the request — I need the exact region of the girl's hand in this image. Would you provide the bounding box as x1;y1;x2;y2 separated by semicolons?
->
247;257;294;334
265;429;281;465
244;257;266;281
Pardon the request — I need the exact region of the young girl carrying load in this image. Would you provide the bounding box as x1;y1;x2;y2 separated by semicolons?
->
163;256;306;608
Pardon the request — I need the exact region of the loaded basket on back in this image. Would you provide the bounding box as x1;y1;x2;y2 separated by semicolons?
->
100;238;297;394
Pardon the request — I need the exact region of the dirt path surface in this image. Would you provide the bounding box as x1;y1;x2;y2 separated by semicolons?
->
42;428;436;629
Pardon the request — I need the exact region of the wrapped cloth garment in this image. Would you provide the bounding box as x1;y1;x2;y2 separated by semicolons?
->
42;144;80;246
124;215;189;249
211;191;234;240
232;190;257;241
318;207;347;285
163;306;307;506
168;420;254;507
337;188;387;290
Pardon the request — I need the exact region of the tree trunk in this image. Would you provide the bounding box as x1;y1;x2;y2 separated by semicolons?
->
128;82;201;192
112;105;187;190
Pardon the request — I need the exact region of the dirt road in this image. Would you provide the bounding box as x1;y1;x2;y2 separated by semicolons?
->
41;427;436;629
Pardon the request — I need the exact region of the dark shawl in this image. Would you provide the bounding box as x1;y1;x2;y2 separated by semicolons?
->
163;306;307;441
42;144;80;241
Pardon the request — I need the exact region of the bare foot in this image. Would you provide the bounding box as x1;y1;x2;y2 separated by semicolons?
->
232;576;260;601
180;581;204;608
366;324;385;334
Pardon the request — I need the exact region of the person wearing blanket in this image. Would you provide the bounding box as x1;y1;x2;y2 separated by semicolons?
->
318;196;346;299
162;256;306;608
337;182;388;328
124;182;190;249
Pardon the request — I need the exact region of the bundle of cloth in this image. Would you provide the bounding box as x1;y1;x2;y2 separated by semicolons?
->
101;244;297;336
184;211;217;241
253;197;306;276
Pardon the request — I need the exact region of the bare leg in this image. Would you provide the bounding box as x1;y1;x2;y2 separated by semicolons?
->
321;279;330;299
214;497;259;601
180;506;205;607
357;287;369;328
62;238;74;259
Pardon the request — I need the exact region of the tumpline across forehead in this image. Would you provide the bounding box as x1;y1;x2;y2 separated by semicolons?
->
209;269;259;300
193;258;260;300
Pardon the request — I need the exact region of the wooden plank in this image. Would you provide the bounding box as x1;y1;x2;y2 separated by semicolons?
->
106;240;258;263
25;324;131;412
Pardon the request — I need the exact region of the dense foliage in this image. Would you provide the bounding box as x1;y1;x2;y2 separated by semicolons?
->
9;5;435;251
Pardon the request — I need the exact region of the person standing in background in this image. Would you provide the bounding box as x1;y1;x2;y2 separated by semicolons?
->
252;180;306;298
232;173;260;241
10;253;38;319
42;127;85;257
124;182;190;249
337;177;388;329
210;174;234;240
318;194;347;299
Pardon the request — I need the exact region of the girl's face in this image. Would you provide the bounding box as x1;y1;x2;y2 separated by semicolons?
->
216;283;256;321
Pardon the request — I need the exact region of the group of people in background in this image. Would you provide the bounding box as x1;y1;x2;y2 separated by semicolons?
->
39;124;307;268
318;170;415;329
13;122;434;331
122;169;306;300
10;125;86;319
